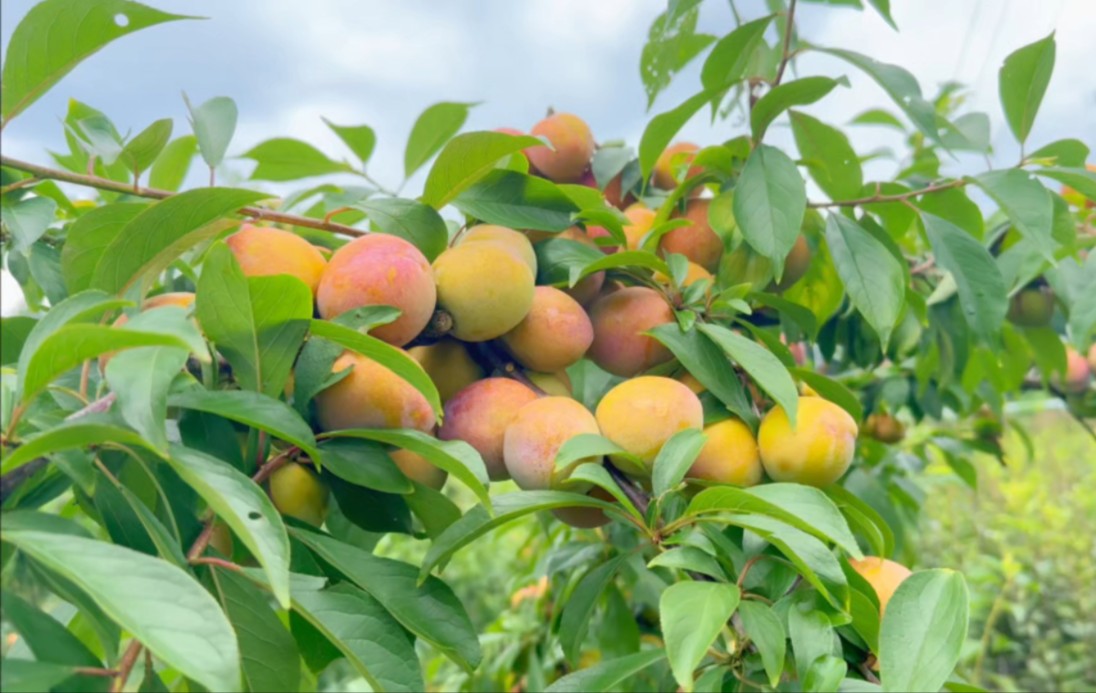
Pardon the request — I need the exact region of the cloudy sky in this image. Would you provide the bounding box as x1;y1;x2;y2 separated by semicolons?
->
2;0;1094;314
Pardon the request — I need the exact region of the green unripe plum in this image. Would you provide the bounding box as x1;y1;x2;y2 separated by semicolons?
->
433;243;535;341
269;462;329;527
1006;287;1055;328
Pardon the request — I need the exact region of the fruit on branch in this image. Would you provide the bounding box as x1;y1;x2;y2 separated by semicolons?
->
408;339;485;403
314;351;436;432
316;234;436;347
581;169;635;210
503;396;601;490
1060;163;1096;208
1053;346;1092;394
526;113;595;183
269;461;329;527
1005;286;1055;328
433;242;535;341
595;376;704;470
101;291;196;371
525;370;573;397
584;224;619;254
226;224;327;293
1089;343;1096;372
439;378;539;481
552;486;614;529
758;396;858;487
772;235;811;292
456;224;538;274
660;199;723;272
622;203;656;250
389;449;447;490
208;521;234;557
566;269;607;306
863;413;905;444
678;371;706;394
501;286;594;372
655;261;713;288
652;141;701;190
686;418;762;486
588;286;674;376
848;556;912;616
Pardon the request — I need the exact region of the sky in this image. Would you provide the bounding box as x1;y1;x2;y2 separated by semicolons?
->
2;0;1094;314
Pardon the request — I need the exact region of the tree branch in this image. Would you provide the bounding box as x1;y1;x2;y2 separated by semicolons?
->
771;0;799;87
603;460;650;517
111;640;142;693
808;179;967;208
0;155;367;238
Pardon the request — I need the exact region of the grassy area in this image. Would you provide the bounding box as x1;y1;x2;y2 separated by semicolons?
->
915;410;1096;692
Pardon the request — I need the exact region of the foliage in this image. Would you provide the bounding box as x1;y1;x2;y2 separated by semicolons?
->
0;0;1094;692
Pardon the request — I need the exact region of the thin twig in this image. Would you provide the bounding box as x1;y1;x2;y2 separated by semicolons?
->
771;0;799;88
0;155;367;238
808;179;967;208
465;340;546;394
73;667;120;677
190;556;243;571
0;176;41;195
604;460;650;517
111;640;142;693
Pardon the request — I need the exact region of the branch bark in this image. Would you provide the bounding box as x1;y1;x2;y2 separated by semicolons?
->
771;0;799;88
808;179;967;208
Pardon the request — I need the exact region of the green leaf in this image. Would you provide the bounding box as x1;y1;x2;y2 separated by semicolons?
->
648;324;756;426
737;600;786;687
562;462;645;522
652;428;707;496
1;526;239;692
60;203;147;294
790;368;863;423
291;580;423;692
308;319;442;418
109;481;188;568
790;111;863;201
823;213;904;348
575;249;671;283
998;33;1055;144
752;76;847;141
880;570;969;693
0;660;78;693
1035;166;1096;202
661;581;741;691
404;101;477;179
826;485;894;558
698;323;798;427
913;187;984;239
545;650;666;692
168;388;319;461
1;590;106;692
421;491;624;577
290;528;482;671
105;346;188;450
242;138;353;181
91;188;265;294
638;90;712;183
422;131;546;208
452;169;579;232
1027;138;1089;167
320;438;413;494
148;135;197;191
323;118;376;165
67;114;123;164
639;1;714;107
196;243;312;396
648;546;726;580
2;196;56;252
320;428;487;506
733;144;806;274
0;422;160;475
560;556;627;665
184;94;237;168
210;567;301;693
921;212;1007;344
355;197;449;261
971;170;1054;260
119;118;173;175
0;316;36;366
1;0;195;122
166;444;290;607
686;483;862;558
700;15;774;92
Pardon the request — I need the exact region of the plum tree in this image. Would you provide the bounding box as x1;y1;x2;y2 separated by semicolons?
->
438;378;539;480
686;418;763;486
621;203;657;250
848;557;913;615
268;462;329;527
433;241;535;341
408;339;485;402
526;113;595;182
652;141;701;190
503;396;600;490
863;413;906;444
456;224;537;273
1006;286;1056;327
758;396;859;487
500;286;594;372
389;449;447;490
1054;346;1092;394
595;376;703;470
660;199;723;272
314;351;436;432
587;286;675;376
226;223;327;293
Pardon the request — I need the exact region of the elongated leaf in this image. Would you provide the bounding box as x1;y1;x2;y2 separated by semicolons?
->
61;203;147;294
0;422;159;475
1035;166;1096;202
560;556;627;665
355;197;448;261
166;445;290;606
699;15;773;92
148;134;197;191
404;102;476;178
197;243;312;396
545;650;665;692
752;76;847;141
1;660;77;693
453;169;578;232
562;463;644;522
823;213;904;347
640;2;714;107
790;110;863;201
1;527;239;692
119;118;173;174
737;600;785;686
639;90;712;182
422;131;545;208
106;346;188;450
309;319;441;418
648;324;755;426
320;438;412;494
211;567;301;693
290;528;482;671
921;212;1007;344
698;323;798;426
323;118;376;165
880;570;969;693
91;188;265;294
971;170;1054;260
1;316;36;366
652;428;707;496
791;368;863;423
998;33;1055;144
575;249;671;283
2;196;56;252
421;491;625;577
184;95;237;168
1;590;106;692
1;0;194;122
733;145;806;273
168;389;320;461
661;581;741;691
648;546;725;580
320;428;487;506
243;138;353;181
